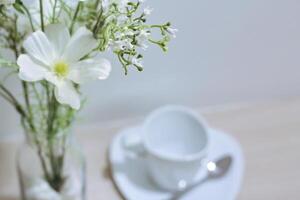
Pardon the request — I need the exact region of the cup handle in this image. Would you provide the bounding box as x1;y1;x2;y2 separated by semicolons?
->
122;132;146;159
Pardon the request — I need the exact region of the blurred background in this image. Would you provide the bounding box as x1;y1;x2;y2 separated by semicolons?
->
1;0;300;138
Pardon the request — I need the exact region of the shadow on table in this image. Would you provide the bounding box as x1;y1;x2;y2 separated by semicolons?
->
102;149;165;199
102;150;126;200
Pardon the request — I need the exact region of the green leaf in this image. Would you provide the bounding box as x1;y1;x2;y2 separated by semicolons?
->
13;2;25;14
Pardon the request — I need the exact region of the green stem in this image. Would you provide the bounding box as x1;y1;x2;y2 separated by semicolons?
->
95;0;101;8
22;82;33;121
21;4;35;31
70;2;82;34
93;6;104;36
19;85;51;185
0;84;27;118
32;83;47;120
0;90;14;105
0;84;17;104
47;91;58;139
12;15;19;59
42;81;51;112
23;85;58;191
148;38;161;45
37;146;52;182
52;0;58;23
39;0;45;31
117;53;128;75
21;84;52;188
46;93;66;191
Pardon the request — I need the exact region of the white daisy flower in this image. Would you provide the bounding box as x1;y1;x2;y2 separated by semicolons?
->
131;57;143;68
17;24;111;110
166;27;178;38
117;15;128;25
136;29;150;49
109;39;133;51
143;7;153;16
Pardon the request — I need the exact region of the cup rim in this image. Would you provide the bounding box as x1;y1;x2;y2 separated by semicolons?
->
142;105;210;162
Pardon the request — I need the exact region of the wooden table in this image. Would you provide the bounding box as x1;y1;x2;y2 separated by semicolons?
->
1;98;300;199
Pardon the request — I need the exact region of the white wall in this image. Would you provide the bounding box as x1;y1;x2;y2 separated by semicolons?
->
1;0;300;137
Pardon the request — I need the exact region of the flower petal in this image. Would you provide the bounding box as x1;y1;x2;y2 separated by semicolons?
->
54;81;80;110
45;24;70;57
44;72;60;86
23;30;56;66
17;54;47;82
62;27;98;63
68;54;111;84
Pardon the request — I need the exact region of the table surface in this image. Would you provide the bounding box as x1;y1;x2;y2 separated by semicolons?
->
1;98;300;200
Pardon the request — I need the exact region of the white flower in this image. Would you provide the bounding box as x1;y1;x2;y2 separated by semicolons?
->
114;30;134;39
123;40;134;49
166;27;178;38
138;0;145;3
109;40;124;51
143;7;153;16
123;27;135;37
138;43;148;50
17;24;111;110
102;0;129;12
117;15;128;25
136;29;150;50
137;29;150;40
109;39;133;51
131;57;143;68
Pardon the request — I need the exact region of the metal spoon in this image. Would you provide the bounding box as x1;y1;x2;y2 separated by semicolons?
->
170;155;233;200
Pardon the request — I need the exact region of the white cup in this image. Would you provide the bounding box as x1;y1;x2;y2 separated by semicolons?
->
123;106;210;191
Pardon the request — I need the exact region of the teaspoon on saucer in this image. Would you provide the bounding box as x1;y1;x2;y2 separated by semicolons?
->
170;155;233;200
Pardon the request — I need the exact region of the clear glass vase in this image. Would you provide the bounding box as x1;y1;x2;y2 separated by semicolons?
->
17;132;86;200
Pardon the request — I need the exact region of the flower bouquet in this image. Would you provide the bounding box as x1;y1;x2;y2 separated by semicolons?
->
0;0;176;199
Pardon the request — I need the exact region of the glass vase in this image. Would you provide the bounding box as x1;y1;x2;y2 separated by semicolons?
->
17;132;86;200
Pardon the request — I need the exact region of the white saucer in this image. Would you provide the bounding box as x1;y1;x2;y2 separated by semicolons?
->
109;126;244;200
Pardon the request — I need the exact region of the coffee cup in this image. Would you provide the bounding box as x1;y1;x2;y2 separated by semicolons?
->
123;105;210;191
